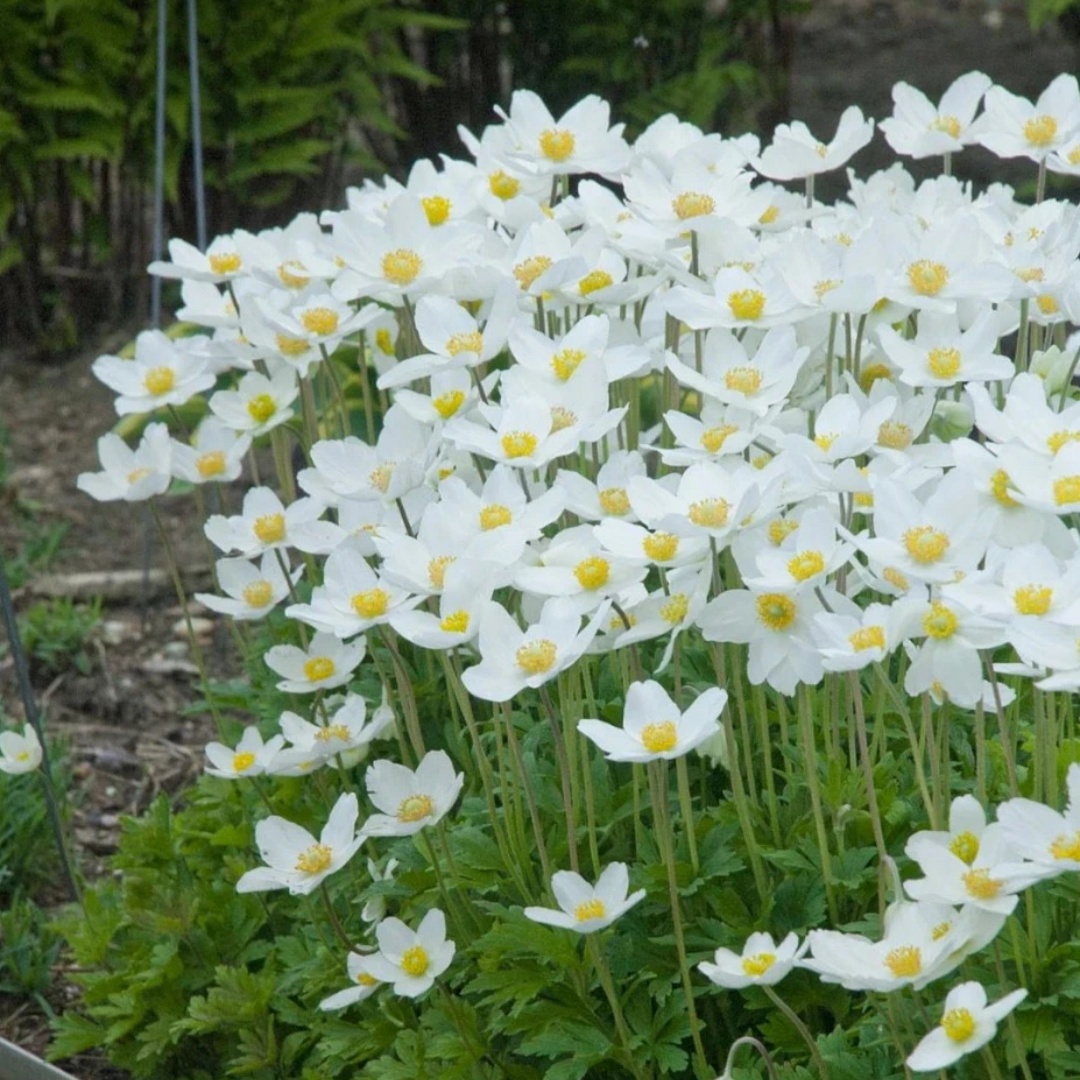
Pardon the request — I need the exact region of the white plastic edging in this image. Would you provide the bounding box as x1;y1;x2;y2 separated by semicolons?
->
0;1038;81;1080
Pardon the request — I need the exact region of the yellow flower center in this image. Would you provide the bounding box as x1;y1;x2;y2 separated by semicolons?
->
849;625;885;652
277;260;309;289
232;751;256;773
209;252;241;275
357;972;378;987
433;389;466;419
398;793;435;823
884;945;922;978
787;550;826;582
276;334;309;358
941;1008;977;1043
932;920;952;941
315;724;351;743
439;610;470;633
516;639;557;675
514;255;553;290
990;469;1019;507
400;944;430;977
428;555;456;589
596;487;630;517
962;867;1003;900
550;406;577;432
741;952;777;977
756;593;797;631
638;720;678;753
479;504;512;530
758;205;780;225
923;601;958;640
579;270;614;296
550;347;587;381
382;248;423;286
927;347;961;380
815;141;828;158
859;362;894;392
1053;476;1080;505
1050;831;1080;860
253;513;286;544
539;128;576;162
421;195;452;226
143;366;176;396
242;580;274;608
375;328;395;355
814;278;840;299
1048;430;1080;454
700;424;739;453
643;531;679;561
907;260;949;297
724;366;763;394
369;463;394;493
903;525;950;564
295;842;333;874
1037;294;1060;316
768;519;799;545
446;331;483;356
883;567;909;592
489;170;521;200
574;898;606;922
351;588;389;619
931;114;962;138
301;307;339;336
247;393;277;424
574;556;610;590
195;450;227;478
1015;266;1045;284
949;831;980;864
672;192;716;220
501;431;538;459
727;289;766;322
878;420;914;449
1024;114;1058;147
688;497;731;529
1014;585;1052;616
660;593;690;624
303;656;336;683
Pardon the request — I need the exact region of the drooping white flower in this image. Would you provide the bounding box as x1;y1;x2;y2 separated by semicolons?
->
318;951;382;1011
524;863;645;933
76;423;172;503
236;792;364;895
364;909;455;998
577;679;725;763
906;981;1026;1072
0;725;43;775
264;631;366;695
997;762;1080;879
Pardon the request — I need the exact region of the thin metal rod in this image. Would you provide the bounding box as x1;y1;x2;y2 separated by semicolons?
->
186;0;207;250
151;0;168;328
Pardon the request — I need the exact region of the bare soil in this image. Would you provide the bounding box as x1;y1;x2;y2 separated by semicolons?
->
0;1;1076;1075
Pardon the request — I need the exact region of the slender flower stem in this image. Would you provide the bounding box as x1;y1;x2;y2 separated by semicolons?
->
763;985;829;1079
540;684;580;873
502;703;554;887
378;627;425;759
648;761;709;1079
586;934;644;1080
675;756;699;876
848;671;887;865
319;882;366;953
719;1036;778;1080
798;684;838;922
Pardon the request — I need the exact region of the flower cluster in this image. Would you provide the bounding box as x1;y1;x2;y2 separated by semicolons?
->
72;72;1080;1075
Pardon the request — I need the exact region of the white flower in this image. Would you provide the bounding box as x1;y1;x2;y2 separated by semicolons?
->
236;792;363;895
879;73;992;159
524;863;645;933
318;951;382;1011
0;725;43;774
149;234;248;282
972;73;1080;161
365;909;455;998
76;423;172;503
195;552;301;621
204;487;344;558
278;693;391;762
906;982;1026;1072
577;679;725;763
754;106;874;181
204;726;286;779
997;762;1080;878
361;856;400;925
699;931;806;989
170;416;251;485
362;750;464;838
92;331;215;415
264;631;365;694
209;369;299;436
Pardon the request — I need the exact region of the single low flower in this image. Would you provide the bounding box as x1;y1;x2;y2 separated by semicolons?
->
364;908;455;998
0;725;43;775
699;931;806;989
318;951;382;1011
362;749;464;837
524;862;645;933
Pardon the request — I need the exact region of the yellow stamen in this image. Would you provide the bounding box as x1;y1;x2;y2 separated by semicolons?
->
398;793;434;823
927;347;961;380
849;625;885;652
949;831;980;864
539;128;575;162
479;504;512;530
758;205;780;225
814;278;840;299
574;898;606;922
516;639;557;675
421;195;452;226
941;1007;976;1042
501;431;538;459
428;555;456;589
446;331;483;356
375;328;395;355
574;556;610;590
787;550;826;582
276;334;309;357
296;842;333;874
369;463;394;493
903;525;950;564
741;953;776;977
688;497;731;529
1014;585;1052;616
550;406;576;432
315;724;351;743
672;192;716;220
439;610;470;633
643;532;679;561
923;601;958;640
1054;476;1080;505
514;255;553;290
303;656;336;682
883;567;909;592
1024;114;1058;147
489;170;521;200
242;580;274;608
247;393;276;424
232;751;256;773
209;252;241;275
143;366;176;396
727;289;766;322
1037;294;1060;316
660;593;689;624
351;589;389;620
598;487;630;516
277;260;309;289
195;450;227;478
931;114;961;138
724;366;763;394
756;593;797;631
641;721;678;753
253;513;286;544
884;946;922;978
400;944;430;976
1050;831;1080;861
990;469;1019;507
551;347;587;381
768;519;798;546
579;270;614;296
859;361;893;392
907;260;949;297
433;389;466;419
701;424;739;453
300;307;339;336
962;867;1003;900
382;248;423;286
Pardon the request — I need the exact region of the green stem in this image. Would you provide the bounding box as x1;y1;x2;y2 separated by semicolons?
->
798;684;838;922
587;934;644;1080
763;985;829;1079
